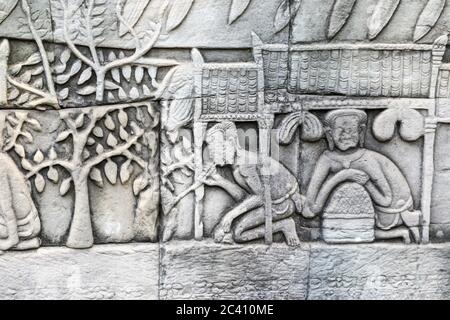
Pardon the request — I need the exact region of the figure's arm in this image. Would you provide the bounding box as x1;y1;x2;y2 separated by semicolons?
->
304;156;332;217
203;172;247;201
214;176;247;201
364;165;393;207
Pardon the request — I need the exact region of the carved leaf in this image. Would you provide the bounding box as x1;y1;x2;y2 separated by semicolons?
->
96;144;104;154
78;67;93;85
104;160;118;184
166;0;195;32
49;147;57;160
26;118;42;131
119;126;129;140
87;137;96;145
135;66;144;84
118;88;127;100
106;133;118;147
104;115;115;131
59;88;69;100
119;0;151;37
273;0;301;33
93;126;104;138
118;109;128;127
8;88;20;101
56;74;71;85
0;0;19;25
21;158;33;171
133;174;148;196
14;144;25;157
47;167;59;183
105;81;120;90
89;167;104;187
69;60;82;76
129;87;139;99
111;69;121;83
367;0;400;40
33;149;44;164
120;160;133;184
77;86;96;96
60;48;71;64
23;52;42;66
59;178;72;196
34;174;46;193
327;0;356;39
373;108;424;142
56;130;72;143
122;65;132;81
9;64;21;76
228;0;251;24
414;0;446;42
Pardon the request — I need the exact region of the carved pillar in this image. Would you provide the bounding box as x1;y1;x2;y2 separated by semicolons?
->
193;121;207;240
421;117;437;244
0;39;9;106
258;115;274;245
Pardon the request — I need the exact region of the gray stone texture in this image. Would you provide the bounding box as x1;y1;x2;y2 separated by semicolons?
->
3;242;450;299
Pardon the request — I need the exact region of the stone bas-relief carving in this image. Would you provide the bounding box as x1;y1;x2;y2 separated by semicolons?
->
303;109;421;244
2;0;450;300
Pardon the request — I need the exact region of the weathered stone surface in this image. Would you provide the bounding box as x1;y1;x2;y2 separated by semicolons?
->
0;243;160;300
159;241;310;300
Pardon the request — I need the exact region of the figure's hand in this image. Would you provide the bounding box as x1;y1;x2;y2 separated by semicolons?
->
201;172;224;187
342;169;369;185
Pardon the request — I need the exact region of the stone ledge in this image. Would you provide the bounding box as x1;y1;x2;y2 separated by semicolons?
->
0;243;160;300
2;242;450;299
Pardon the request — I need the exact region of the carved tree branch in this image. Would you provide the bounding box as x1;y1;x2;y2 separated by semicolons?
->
60;0;96;70
104;22;162;71
85;129;144;170
21;0;56;97
7;75;58;108
26;159;75;178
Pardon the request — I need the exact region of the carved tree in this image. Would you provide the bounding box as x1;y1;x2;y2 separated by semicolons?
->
10;104;156;249
0;0;58;109
55;0;170;102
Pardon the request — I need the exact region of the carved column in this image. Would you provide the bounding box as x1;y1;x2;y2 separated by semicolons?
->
0;39;9;106
193;121;207;240
421;117;437;243
258;115;274;245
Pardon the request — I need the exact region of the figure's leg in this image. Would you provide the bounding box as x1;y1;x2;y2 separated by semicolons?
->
400;210;421;243
375;226;411;244
13;237;40;251
213;195;264;242
233;205;300;246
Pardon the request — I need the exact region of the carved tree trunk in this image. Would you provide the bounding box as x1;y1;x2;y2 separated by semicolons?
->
95;70;106;102
0;39;9;106
66;169;93;249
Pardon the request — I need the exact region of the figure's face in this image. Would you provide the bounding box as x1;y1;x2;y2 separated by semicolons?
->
207;133;236;166
329;116;362;151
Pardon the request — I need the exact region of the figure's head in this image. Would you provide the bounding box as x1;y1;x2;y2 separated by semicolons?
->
323;109;367;151
206;121;239;166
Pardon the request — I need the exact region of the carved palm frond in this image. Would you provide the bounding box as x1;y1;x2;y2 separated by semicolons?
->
327;0;356;39
414;0;446;42
166;0;195;32
367;0;401;40
373;108;424;142
228;0;251;24
0;0;18;24
118;0;151;37
278;111;323;145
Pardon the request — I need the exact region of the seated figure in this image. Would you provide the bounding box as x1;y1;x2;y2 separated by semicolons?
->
0;152;41;251
303;109;421;243
202;122;303;246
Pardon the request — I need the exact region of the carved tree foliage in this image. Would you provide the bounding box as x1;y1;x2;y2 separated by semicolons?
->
3;104;157;249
